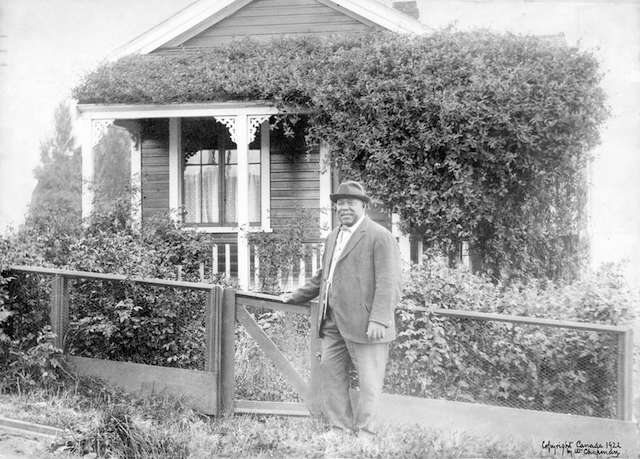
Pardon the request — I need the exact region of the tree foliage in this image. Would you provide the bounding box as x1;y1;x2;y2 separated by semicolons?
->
73;30;608;280
27;102;82;265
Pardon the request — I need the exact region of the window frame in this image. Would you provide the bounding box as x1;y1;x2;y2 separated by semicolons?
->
178;117;271;233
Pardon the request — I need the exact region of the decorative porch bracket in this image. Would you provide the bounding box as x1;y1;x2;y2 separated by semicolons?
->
248;115;270;144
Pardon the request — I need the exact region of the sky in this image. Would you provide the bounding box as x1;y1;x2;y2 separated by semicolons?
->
1;0;639;280
0;0;193;230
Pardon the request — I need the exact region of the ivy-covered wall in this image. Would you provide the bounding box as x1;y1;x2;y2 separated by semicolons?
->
74;30;607;281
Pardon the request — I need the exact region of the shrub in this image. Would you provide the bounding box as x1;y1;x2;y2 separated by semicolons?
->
248;207;319;294
1;200;237;371
387;257;636;417
74;30;607;281
1;273;69;393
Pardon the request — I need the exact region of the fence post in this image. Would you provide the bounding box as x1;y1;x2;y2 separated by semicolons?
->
307;301;322;415
617;329;634;421
220;288;236;416
49;274;69;350
205;287;222;373
205;287;223;415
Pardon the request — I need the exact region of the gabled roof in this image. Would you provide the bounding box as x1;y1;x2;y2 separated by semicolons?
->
108;0;427;60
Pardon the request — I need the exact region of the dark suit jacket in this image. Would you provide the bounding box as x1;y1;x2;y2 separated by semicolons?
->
290;216;402;343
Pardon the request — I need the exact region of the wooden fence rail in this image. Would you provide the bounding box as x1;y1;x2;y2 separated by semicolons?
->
5;265;634;421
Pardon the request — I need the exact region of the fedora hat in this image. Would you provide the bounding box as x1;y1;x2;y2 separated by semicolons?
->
330;180;371;203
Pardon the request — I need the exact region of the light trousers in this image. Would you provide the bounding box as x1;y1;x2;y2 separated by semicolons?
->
319;308;389;433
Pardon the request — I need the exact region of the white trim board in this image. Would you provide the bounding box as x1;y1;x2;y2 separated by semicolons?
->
77;102;284;120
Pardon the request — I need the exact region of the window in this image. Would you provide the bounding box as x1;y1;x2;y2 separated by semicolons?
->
182;118;261;226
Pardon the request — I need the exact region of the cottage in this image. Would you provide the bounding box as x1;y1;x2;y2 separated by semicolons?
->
77;0;426;290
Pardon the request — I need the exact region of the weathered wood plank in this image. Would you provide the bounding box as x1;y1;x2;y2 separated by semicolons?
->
183;0;371;48
307;301;322;415
233;5;341;18
270;198;319;208
49;275;69;350
270;183;320;193
221;288;237;415
271;189;319;199
10;266;217;290
236;291;310;315
196;22;370;38
413;307;629;333
617;329;634;421
236;305;309;398
205;287;223;376
270;152;319;162
271;162;320;172
218;12;356;28
271;171;319;181
234;399;309;416
67;356;218;415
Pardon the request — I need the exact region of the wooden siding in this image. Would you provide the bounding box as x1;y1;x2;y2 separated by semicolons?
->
141;119;170;221
161;0;375;50
270;148;321;239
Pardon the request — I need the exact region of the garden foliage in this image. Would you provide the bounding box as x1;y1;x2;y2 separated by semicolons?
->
388;256;636;417
248;207;319;294
1;205;635;416
0;201;234;374
74;30;608;280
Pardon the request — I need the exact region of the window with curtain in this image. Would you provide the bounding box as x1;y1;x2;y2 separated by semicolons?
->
182;117;261;226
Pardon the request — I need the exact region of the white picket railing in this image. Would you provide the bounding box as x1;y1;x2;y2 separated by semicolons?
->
176;242;324;292
251;242;323;292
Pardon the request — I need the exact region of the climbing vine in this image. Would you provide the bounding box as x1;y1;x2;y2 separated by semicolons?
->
74;30;608;281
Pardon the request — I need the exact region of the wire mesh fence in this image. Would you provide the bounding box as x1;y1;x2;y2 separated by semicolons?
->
388;307;632;420
5;266;633;420
234;307;310;403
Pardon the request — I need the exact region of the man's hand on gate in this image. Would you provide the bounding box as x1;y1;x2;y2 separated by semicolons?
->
280;293;294;303
366;321;386;341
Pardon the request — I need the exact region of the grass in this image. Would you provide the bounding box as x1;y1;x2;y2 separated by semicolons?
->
0;378;553;459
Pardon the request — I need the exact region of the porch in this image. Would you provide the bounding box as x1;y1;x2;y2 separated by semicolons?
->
77;102;334;291
77;102;412;290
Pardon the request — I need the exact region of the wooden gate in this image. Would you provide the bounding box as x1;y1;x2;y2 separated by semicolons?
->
233;290;321;416
8;266;320;417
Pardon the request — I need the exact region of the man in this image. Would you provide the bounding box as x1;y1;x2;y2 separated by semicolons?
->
282;180;402;436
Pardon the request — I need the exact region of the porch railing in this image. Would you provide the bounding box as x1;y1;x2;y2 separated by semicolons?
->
176;242;324;292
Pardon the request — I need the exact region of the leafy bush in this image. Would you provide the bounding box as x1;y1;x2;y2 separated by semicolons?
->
248;207;319;294
1;200;237;371
74;30;607;280
387;257;636;417
1;272;70;393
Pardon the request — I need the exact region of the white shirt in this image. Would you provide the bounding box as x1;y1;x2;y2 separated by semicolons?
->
326;213;365;298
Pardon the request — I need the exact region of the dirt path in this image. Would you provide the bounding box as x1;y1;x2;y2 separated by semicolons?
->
0;430;50;458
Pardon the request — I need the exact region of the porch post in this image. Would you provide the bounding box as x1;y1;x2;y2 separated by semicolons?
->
392;213;411;266
319;141;332;238
79;117;113;222
78;116;94;221
169;118;182;222
130;123;142;228
260;120;271;231
237;115;250;290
